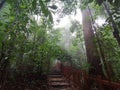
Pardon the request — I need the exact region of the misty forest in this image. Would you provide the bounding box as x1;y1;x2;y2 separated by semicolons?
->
0;0;120;90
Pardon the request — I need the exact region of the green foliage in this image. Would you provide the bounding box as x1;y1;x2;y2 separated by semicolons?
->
96;24;120;80
81;0;120;7
80;0;120;79
62;0;77;15
0;0;64;80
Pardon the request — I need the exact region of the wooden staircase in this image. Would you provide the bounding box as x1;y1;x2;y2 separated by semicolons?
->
48;72;72;90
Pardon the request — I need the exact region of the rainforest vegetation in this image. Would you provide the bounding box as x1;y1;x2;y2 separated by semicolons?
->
0;0;120;89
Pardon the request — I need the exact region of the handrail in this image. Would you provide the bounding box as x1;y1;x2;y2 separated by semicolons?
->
62;65;120;90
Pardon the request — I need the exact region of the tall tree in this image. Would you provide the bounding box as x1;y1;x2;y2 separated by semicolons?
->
82;7;104;76
103;2;120;46
87;5;114;79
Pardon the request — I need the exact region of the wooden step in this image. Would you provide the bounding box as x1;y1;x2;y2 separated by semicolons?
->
49;82;70;86
48;75;63;78
48;77;66;82
49;87;71;90
48;74;71;90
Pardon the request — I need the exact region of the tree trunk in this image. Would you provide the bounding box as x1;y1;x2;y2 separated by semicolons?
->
82;8;104;76
103;2;120;46
0;0;5;9
87;6;114;80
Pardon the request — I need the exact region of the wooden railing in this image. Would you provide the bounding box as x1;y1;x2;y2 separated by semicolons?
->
62;65;120;90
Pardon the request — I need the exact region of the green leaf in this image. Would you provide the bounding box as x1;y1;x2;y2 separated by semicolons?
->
0;22;3;26
9;16;15;21
20;5;26;9
39;0;53;22
113;0;120;7
32;0;37;9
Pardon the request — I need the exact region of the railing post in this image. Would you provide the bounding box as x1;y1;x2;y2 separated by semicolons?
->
83;71;92;90
97;75;104;90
